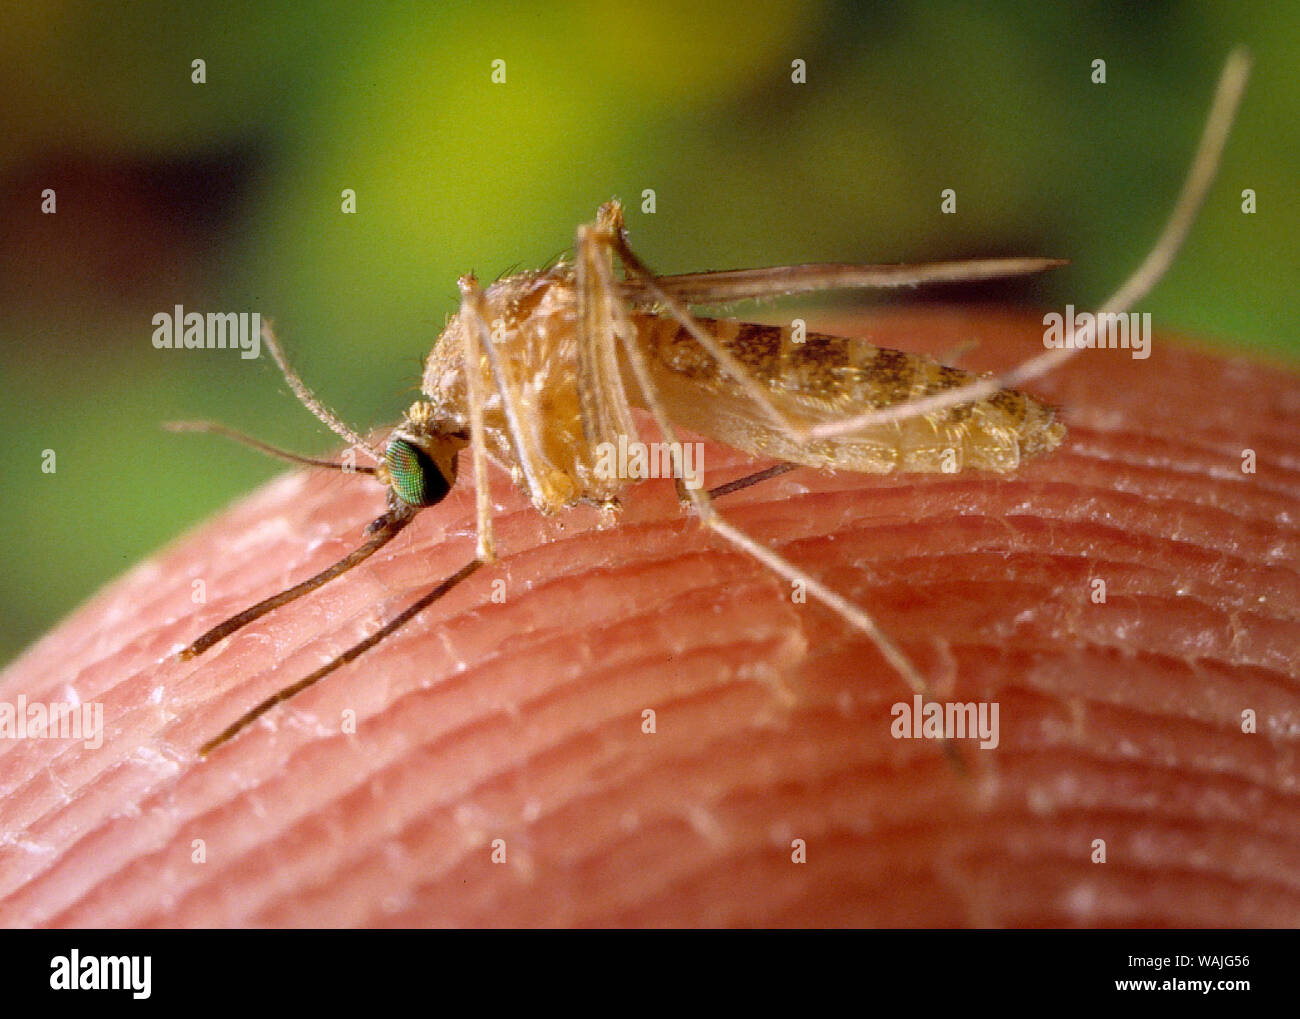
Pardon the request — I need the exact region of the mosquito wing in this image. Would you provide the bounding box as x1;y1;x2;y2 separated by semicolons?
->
621;258;1066;308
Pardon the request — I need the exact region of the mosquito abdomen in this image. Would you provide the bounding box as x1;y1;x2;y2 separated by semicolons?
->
637;316;1066;474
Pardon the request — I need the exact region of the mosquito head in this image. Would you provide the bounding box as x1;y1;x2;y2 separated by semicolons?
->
377;402;467;508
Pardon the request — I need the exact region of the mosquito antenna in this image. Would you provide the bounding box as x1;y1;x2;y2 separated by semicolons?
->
260;320;384;462
178;507;416;661
200;557;484;755
164;421;378;474
805;47;1251;440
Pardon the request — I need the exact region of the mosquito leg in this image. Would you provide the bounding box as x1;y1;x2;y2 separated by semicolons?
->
574;217;639;454
599;205;812;443
454;277;503;563
579;223;941;711
804;48;1250;441
199;557;484;755
178;506;417;660
456;275;551;521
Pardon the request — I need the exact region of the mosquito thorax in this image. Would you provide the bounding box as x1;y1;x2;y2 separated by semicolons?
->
376;402;466;508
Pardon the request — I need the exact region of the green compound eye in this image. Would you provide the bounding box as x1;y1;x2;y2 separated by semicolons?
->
385;439;452;507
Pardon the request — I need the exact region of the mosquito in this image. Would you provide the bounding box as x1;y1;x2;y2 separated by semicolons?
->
173;52;1249;757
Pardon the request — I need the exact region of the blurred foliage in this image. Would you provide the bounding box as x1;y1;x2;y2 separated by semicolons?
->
1;1;1296;663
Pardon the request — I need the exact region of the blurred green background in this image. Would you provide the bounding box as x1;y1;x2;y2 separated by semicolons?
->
2;1;1296;665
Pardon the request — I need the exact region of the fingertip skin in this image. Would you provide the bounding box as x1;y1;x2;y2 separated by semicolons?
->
1;308;1297;927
